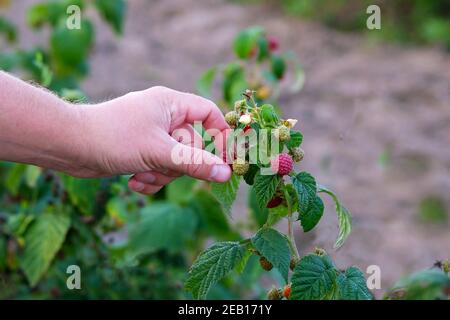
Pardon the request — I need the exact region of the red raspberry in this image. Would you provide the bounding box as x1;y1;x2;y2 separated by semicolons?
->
283;284;291;299
266;196;282;208
271;153;293;176
267;36;279;51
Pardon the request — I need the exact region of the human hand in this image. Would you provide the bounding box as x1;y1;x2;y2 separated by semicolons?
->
76;86;231;194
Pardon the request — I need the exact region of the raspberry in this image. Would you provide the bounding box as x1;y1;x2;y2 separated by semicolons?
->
314;247;327;256
267;287;282;300
275;125;290;142
283;284;291;299
271;153;293;176
289;147;304;162
225;111;239;128
266;196;282;208
234;99;246;112
267;35;279;51
259;256;273;271
232;160;249;176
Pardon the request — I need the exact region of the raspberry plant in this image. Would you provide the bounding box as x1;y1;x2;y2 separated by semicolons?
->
197;26;304;110
185;90;373;300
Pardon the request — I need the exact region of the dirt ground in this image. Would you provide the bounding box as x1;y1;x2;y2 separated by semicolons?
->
4;0;450;298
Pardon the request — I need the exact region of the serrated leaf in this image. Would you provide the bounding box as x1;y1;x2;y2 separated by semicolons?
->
292;172;317;214
211;173;240;215
286;130;303;149
20;210;71;287
299;195;324;232
291;254;337;300
337;267;373;300
251;228;291;281
197;67;216;98
254;173;281;209
318;185;352;249
235;248;252;274
94;0;126;34
128;203;197;257
185;241;244;299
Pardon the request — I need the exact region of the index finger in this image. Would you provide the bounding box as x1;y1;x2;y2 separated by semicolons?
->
171;91;229;134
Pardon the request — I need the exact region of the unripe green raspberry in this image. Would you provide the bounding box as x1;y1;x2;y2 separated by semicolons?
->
234;99;247;112
225;111;239;128
232;160;249;176
275;125;290;142
289;147;305;162
267;287;282;300
314;247;327;256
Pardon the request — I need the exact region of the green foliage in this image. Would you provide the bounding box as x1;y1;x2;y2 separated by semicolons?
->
387;268;450;300
336;267;373;300
318;185;352;249
211;173;241;215
94;0;126;35
253;173;281;209
0;16;17;42
299;195;324;232
127;203;197;257
292;172;317;214
291;254;337;300
251;228;291;281
19;210;71;286
185;241;245;299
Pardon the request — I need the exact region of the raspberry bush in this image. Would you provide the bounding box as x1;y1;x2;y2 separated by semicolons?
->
185;90;373;300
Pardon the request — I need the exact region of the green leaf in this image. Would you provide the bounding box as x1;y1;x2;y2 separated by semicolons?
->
254;173;281;209
233;27;263;59
235;248;252;274
389;269;450;300
336;267;373;300
291;254;338;300
299;195;324;232
20;210;71;287
128;203;197;257
243;164;259;185
256;36;270;62
61;176;101;215
271;55;286;79
0;237;7;270
260;104;279;128
286;130;303;149
188;190;235;239
0;16;17;42
197;67;217;98
185;241;244;299
248;187;269;227
25;165;42;188
318;185;352;249
292;172;317;214
211;173;240;215
251;228;291;282
94;0;126;34
5;164;26;196
166;176;196;205
50;19;93;66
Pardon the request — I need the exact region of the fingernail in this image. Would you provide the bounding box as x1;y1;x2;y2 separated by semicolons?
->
131;180;145;192
139;173;156;184
210;164;231;182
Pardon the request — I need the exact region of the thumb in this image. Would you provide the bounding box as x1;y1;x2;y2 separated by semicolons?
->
162;139;231;182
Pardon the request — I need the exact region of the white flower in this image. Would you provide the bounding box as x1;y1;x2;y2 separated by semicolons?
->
286;118;298;128
239;114;252;125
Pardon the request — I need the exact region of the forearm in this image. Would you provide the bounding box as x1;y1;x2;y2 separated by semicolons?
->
0;71;89;175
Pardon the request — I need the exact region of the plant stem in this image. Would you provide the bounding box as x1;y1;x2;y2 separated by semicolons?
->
283;184;300;259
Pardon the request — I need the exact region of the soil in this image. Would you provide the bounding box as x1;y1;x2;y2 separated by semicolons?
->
4;0;450;298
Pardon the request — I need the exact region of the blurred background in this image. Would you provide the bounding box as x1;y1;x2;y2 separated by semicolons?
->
0;0;449;299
